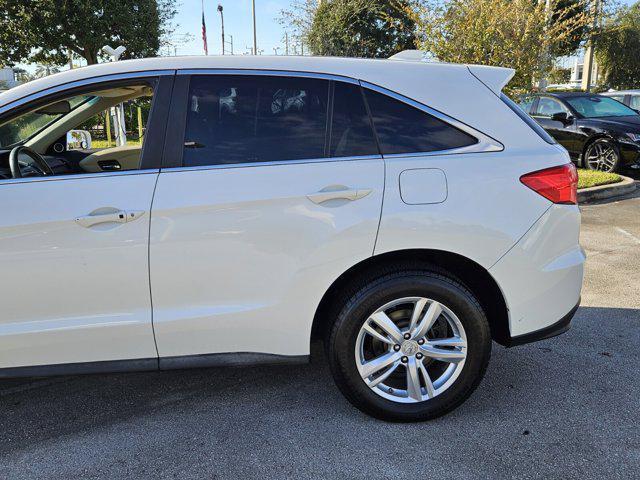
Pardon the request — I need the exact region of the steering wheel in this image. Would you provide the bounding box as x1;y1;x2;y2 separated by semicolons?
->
9;146;54;179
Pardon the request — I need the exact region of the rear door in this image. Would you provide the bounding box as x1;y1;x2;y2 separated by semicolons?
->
150;73;384;360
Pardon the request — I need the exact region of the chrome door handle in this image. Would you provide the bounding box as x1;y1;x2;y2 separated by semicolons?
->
75;209;146;228
306;186;372;205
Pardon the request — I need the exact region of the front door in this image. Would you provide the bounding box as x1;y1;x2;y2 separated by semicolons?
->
150;73;384;359
0;74;171;370
532;96;582;155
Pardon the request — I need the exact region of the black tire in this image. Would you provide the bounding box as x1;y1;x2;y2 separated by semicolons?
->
326;269;491;422
583;138;621;173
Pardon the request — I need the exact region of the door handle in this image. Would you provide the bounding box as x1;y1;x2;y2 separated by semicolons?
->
306;186;372;205
75;209;146;228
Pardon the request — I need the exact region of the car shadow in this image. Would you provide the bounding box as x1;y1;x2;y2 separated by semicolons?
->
0;305;638;459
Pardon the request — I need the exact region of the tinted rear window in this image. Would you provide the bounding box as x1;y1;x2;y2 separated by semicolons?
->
330;82;378;157
363;88;477;155
183;75;329;166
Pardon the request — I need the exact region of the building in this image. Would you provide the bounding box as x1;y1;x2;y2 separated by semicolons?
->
0;67;20;91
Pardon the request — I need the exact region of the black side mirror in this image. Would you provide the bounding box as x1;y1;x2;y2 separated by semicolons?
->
551;112;573;124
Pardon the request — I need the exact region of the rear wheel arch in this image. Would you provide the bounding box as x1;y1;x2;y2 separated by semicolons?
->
311;249;511;347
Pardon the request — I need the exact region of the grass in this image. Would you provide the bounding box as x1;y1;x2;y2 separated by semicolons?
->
577;168;622;189
91;139;142;149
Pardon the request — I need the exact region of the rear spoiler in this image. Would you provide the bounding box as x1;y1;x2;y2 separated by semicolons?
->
467;65;515;96
388;50;515;95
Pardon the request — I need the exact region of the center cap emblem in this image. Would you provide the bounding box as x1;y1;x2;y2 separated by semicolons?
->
401;340;419;356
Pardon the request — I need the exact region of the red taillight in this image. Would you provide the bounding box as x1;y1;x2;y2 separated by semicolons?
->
520;163;578;205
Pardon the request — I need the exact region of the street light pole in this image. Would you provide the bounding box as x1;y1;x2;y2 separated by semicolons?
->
582;0;600;92
252;0;257;55
217;4;225;55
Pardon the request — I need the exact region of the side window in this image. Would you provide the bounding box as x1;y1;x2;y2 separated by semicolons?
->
68;94;153;152
517;95;536;114
630;96;640;110
330;82;378;157
363;88;477;155
183;75;329;166
0;81;156;180
534;97;567;118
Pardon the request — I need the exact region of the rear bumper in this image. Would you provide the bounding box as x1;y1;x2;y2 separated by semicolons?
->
489;204;584;340
505;299;579;347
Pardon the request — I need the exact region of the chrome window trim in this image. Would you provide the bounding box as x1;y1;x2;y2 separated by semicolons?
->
360;80;504;155
162;154;382;173
177;68;360;85
0;169;159;186
0;70;176;117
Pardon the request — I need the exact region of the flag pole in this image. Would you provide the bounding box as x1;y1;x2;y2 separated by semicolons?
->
202;0;209;55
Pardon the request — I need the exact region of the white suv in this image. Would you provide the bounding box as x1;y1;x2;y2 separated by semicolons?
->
0;55;583;421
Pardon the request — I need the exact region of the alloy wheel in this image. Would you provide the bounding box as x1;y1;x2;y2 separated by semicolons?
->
585;141;618;172
355;297;467;403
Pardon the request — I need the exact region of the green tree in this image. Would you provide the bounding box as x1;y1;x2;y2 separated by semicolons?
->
278;0;319;51
306;0;417;58
417;0;590;93
551;0;590;56
0;0;177;66
596;2;640;90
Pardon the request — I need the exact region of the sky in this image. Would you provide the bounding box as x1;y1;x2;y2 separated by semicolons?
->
169;0;297;57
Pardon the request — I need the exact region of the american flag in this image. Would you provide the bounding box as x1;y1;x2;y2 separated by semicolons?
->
201;3;208;55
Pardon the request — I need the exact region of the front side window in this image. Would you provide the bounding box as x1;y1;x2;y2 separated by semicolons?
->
0;95;91;149
566;95;638;118
517;95;536;114
363;88;477;155
534;97;568;118
630;96;640;110
0;82;156;180
183;75;329;166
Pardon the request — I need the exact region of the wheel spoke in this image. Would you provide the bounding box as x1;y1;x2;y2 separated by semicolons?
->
420;344;466;363
363;322;395;345
428;336;467;348
408;298;428;333
411;301;442;340
367;361;399;388
418;361;435;398
406;357;424;401
359;351;401;379
368;311;403;344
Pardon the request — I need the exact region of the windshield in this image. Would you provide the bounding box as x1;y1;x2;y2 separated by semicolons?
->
0;95;92;148
566;96;638;118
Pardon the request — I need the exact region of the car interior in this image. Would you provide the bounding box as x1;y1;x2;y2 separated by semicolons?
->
0;82;154;180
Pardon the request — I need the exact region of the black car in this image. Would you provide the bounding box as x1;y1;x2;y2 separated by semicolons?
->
518;92;640;172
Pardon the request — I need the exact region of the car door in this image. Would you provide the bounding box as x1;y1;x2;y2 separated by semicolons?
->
0;73;173;372
149;73;384;362
532;96;581;155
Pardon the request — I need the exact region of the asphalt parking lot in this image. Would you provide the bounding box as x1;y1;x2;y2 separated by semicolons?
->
1;189;639;480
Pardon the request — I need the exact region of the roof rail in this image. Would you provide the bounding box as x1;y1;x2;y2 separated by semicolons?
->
388;50;432;62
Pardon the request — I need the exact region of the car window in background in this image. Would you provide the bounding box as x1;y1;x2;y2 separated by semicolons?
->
330;82;378;157
630;96;640;111
566;96;638;118
534;97;567;118
183;75;329;166
607;95;625;103
500;93;557;144
364;88;477;154
517;95;536;114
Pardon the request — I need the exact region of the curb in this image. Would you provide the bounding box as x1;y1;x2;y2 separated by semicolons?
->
578;175;637;204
